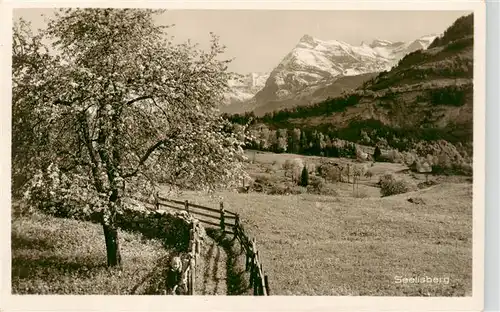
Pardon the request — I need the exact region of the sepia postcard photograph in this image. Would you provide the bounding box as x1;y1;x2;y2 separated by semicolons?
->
0;1;486;311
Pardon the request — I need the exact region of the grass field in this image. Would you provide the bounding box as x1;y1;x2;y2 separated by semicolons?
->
163;151;473;296
11;150;473;296
11;204;247;296
11;207;171;295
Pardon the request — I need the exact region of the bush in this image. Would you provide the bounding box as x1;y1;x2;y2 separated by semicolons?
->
267;184;306;195
307;176;325;194
379;173;416;197
306;163;316;175
306;176;338;196
318;163;341;182
282;159;294;177
432;162;472;176
388;150;403;163
251;175;277;193
267;185;288;195
288;186;308;195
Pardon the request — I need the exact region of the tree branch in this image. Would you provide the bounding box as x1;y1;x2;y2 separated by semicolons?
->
123;138;169;178
78;112;105;193
125;95;152;106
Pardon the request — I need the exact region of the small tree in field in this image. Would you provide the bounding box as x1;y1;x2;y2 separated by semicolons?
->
290;158;304;183
14;9;247;268
299;165;309;187
282;159;293;178
352;164;367;195
373;146;381;162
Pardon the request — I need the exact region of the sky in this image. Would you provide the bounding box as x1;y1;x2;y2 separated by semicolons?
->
14;9;470;74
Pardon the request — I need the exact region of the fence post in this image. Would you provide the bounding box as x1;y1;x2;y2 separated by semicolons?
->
220;202;225;234
189;256;196;295
154;191;159;210
259;263;266;296
253;257;258;296
184;200;189;213
233;214;240;241
264;275;270;296
239;223;246;252
249;253;255;286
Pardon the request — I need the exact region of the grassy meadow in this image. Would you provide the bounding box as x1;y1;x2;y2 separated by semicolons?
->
11;204;172;295
164;150;473;296
11;149;473;296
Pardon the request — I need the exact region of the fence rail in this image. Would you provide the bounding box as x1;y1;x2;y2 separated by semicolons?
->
130;194;270;296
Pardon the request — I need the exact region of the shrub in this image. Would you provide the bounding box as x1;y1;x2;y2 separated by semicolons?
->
307;176;326;194
318;163;341;183
356;148;369;162
282;159;294;177
432;162;472;176
289;186;308;195
307;181;338;196
291;158;305;183
251;175;277;193
379;173;416;197
268;184;307;195
267;185;288;195
306;163;316;175
299;166;309;187
265;167;275;174
388;149;403;163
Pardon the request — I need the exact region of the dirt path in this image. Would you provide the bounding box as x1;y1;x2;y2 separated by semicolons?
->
196;234;228;295
205;229;252;295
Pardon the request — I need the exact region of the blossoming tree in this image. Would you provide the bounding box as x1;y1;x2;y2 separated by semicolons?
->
13;8;248;267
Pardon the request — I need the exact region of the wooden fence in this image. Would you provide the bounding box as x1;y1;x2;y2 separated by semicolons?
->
185;221;202;295
155;196;238;235
133;194;271;296
232;217;270;295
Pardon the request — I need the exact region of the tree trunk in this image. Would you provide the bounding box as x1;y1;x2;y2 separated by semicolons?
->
103;190;122;268
103;221;121;267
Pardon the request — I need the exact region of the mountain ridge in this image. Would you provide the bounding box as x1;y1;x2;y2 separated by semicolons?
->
227;13;474;155
222;32;438;116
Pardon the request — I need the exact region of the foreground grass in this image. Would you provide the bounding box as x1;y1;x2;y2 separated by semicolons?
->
168;182;472;296
12;210;171;295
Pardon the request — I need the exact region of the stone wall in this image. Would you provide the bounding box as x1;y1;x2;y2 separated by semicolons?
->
37;197;206;253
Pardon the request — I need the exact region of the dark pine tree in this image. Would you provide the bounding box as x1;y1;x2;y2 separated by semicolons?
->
300;165;309;187
373;145;382;162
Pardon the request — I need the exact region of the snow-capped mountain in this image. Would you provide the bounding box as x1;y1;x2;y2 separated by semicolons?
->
223;35;437;113
252;34;438;104
224;72;270;105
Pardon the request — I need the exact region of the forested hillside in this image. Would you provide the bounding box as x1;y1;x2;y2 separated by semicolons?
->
224;13;474;171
